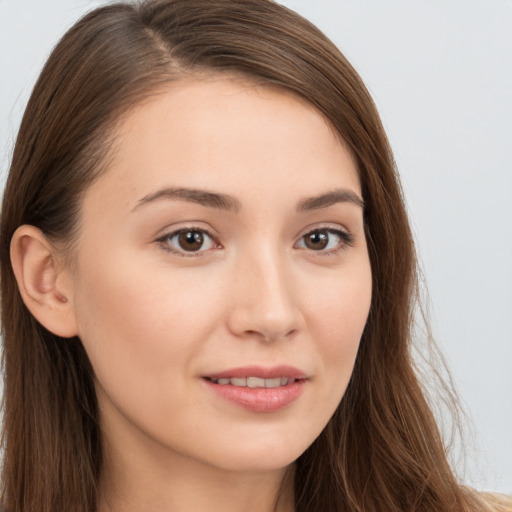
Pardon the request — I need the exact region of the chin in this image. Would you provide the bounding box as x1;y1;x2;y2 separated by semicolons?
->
198;431;314;473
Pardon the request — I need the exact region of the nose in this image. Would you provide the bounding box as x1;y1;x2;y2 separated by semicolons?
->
226;248;304;343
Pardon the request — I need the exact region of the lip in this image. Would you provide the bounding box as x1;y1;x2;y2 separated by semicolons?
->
205;365;307;380
202;365;308;413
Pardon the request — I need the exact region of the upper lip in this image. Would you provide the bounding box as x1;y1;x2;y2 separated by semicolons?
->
204;365;308;380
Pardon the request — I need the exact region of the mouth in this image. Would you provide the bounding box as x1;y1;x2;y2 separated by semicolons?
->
205;376;300;388
202;366;308;412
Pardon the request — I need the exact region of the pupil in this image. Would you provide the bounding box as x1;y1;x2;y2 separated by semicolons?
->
306;231;328;250
179;231;204;251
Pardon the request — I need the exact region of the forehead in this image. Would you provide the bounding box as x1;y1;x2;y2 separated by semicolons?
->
82;77;360;217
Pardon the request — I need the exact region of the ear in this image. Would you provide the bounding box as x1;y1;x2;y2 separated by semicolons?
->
10;225;78;338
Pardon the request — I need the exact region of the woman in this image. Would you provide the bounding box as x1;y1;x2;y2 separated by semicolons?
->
0;1;509;511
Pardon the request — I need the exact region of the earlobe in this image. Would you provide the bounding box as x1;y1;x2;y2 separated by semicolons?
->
10;225;78;338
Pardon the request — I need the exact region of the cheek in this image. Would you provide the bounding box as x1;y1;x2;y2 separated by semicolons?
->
305;259;372;395
70;252;223;404
308;255;371;335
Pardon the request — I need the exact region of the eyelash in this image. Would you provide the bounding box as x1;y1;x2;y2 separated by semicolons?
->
155;225;354;257
156;226;221;257
295;226;354;255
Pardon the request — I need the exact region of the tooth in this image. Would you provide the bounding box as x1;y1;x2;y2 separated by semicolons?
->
280;377;289;386
247;377;265;388
265;378;282;388
217;378;230;385
230;377;247;386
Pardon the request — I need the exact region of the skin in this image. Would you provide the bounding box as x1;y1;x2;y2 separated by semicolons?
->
13;77;373;512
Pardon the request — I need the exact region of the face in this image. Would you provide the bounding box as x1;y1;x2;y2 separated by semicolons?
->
68;77;372;474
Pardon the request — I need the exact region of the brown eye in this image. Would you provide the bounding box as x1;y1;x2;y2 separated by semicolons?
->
304;231;329;250
159;228;217;255
178;230;204;251
297;228;353;253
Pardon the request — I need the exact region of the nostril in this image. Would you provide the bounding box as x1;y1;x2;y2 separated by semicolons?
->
242;328;298;344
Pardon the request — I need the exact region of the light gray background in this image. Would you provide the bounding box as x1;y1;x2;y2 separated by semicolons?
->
1;0;511;494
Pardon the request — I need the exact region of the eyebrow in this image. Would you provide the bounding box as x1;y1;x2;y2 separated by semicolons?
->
297;189;365;211
134;187;242;213
133;187;364;213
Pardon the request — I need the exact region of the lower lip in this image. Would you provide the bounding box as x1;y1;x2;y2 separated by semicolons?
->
203;379;306;412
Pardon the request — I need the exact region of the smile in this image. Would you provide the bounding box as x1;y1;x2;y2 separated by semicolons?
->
203;366;308;412
207;377;297;388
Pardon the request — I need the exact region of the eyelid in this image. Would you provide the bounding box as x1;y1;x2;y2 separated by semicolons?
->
294;223;354;254
154;222;354;257
155;225;221;257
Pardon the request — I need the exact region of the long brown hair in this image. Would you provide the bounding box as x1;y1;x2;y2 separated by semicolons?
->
0;1;482;511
